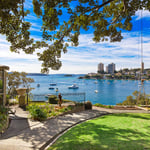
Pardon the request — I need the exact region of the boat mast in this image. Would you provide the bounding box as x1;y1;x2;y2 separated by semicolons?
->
137;9;146;105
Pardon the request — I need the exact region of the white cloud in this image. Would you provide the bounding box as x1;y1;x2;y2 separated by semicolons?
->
135;10;150;20
1;23;150;74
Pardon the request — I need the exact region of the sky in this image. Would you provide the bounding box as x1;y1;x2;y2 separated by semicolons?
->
0;1;150;74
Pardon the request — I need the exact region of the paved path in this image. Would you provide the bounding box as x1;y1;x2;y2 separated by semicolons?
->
0;106;149;150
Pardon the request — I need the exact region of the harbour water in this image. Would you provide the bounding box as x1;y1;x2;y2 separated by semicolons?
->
29;74;150;105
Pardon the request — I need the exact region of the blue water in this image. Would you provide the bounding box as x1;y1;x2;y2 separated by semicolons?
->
28;74;150;105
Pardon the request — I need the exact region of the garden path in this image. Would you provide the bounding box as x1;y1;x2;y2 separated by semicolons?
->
0;105;149;150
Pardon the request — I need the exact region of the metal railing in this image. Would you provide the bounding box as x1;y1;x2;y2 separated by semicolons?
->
30;92;86;103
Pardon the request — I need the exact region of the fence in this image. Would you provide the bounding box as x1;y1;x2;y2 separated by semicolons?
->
30;92;86;103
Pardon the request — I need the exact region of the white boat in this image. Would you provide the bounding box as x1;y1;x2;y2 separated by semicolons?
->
68;84;79;89
95;80;98;93
45;94;52;98
94;80;98;84
50;83;57;86
95;90;98;93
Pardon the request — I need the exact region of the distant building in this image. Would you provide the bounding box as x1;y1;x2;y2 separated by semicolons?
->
106;63;115;74
106;66;108;73
98;63;104;73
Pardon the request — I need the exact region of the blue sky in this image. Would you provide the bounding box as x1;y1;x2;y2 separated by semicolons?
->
0;0;150;74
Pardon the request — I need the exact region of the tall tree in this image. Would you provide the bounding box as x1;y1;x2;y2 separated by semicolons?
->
0;0;149;73
7;71;34;97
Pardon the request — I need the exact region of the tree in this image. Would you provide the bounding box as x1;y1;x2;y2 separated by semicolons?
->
7;71;34;97
132;90;139;100
1;0;149;73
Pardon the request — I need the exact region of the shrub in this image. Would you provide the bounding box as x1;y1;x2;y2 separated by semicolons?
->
94;103;104;107
49;110;59;117
74;102;84;106
27;105;47;121
85;101;92;110
0;105;9;114
0;80;2;89
0;105;9;133
48;95;58;104
94;103;114;109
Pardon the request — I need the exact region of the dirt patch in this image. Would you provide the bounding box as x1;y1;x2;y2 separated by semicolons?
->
112;106;141;110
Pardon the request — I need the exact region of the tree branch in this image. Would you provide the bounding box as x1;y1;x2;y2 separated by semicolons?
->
53;0;116;46
111;0;127;24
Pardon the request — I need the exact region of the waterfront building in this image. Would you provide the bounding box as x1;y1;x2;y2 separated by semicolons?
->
98;63;104;73
106;63;115;74
106;66;108;73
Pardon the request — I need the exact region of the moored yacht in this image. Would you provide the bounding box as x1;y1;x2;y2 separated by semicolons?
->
50;83;57;86
68;83;79;89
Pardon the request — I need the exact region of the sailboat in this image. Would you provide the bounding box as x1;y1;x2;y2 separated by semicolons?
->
95;81;98;93
95;89;98;93
94;79;98;84
49;74;57;89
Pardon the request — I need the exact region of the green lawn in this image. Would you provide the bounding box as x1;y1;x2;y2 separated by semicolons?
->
48;113;150;150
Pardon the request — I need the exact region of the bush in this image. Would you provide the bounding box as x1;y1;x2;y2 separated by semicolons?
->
0;105;9;114
85;101;92;110
94;103;104;107
0;80;2;89
27;105;47;121
94;103;114;109
48;95;58;104
0;105;9;133
74;102;84;106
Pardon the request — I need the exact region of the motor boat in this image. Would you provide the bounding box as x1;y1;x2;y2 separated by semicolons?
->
50;83;57;86
94;80;98;84
49;87;54;90
95;90;98;93
37;83;40;87
68;84;79;89
45;94;52;98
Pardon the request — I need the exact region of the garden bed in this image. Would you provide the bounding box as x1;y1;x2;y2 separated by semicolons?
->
135;106;150;111
94;103;142;110
112;106;142;110
27;103;85;121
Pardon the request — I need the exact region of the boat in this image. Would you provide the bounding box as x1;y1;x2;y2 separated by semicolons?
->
95;90;98;93
50;83;57;86
68;84;79;89
95;80;98;93
64;74;73;77
94;80;98;84
49;87;54;90
45;94;52;98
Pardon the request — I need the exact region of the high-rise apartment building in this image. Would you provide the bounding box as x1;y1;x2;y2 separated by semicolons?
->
98;63;104;73
106;66;108;73
106;63;115;74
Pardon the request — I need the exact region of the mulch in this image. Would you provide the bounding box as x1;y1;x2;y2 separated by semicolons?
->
112;106;141;110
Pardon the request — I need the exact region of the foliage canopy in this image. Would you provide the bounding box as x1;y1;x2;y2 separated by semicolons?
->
7;71;34;96
0;0;150;73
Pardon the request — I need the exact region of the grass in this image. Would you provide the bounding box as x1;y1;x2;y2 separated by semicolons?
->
48;113;150;150
94;103;114;109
